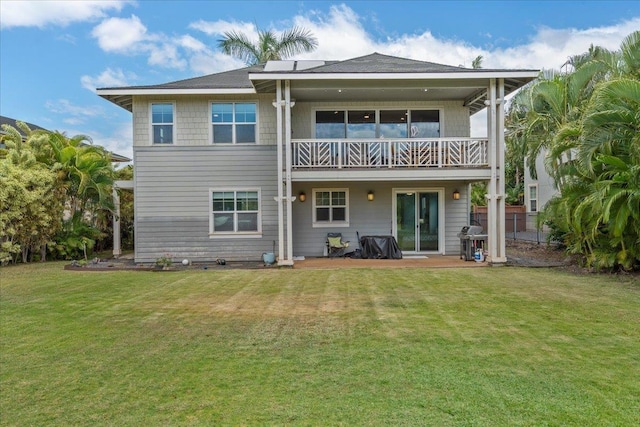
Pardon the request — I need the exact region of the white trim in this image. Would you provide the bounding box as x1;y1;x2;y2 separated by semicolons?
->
311;188;350;228
208;187;262;237
149;101;176;145
250;71;539;81
209;100;259;145
527;183;539;213
391;187;445;254
97;88;256;96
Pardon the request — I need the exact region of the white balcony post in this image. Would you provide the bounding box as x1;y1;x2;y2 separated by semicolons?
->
486;78;507;264
275;81;285;265
497;78;507;262
283;80;294;265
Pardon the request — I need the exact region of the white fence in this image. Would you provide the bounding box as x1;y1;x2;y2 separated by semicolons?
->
292;138;489;169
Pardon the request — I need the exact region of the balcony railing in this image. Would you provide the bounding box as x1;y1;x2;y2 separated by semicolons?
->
292;138;489;169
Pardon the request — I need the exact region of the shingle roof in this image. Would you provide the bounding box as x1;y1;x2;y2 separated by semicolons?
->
292;53;467;74
0;115;48;136
99;65;262;91
97;52;539;115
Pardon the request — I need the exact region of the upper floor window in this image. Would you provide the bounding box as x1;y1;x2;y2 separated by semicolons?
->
151;103;174;144
210;189;261;236
528;184;538;212
312;188;349;227
314;109;439;139
212;102;257;144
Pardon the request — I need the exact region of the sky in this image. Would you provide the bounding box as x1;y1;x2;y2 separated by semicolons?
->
1;0;639;162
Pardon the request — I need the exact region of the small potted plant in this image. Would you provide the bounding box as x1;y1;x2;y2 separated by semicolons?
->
155;254;173;270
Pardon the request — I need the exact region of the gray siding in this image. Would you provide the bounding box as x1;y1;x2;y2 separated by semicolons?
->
134;145;278;263
132;94;276;147
291;181;469;257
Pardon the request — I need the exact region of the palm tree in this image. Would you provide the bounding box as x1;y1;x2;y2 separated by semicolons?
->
507;30;640;270
218;26;318;65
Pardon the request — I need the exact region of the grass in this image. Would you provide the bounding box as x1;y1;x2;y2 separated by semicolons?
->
1;263;639;426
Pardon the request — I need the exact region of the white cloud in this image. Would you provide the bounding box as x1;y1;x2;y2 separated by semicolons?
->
189;19;256;38
81;68;134;92
0;0;132;29
484;18;640;70
45;99;106;126
91;15;148;53
89;121;134;161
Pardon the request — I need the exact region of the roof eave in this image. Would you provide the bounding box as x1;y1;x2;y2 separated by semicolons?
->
249;70;540;81
97;88;258;112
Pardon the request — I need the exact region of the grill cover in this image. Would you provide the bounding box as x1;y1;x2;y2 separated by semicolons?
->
360;235;403;259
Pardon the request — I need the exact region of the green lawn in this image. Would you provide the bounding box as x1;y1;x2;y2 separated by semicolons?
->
1;263;639;426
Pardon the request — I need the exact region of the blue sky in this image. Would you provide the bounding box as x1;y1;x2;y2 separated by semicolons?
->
1;0;638;161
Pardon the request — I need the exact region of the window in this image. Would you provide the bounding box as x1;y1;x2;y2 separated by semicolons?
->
212;102;257;144
210;189;261;236
528;184;538;212
316;111;345;138
410;110;440;138
151;103;174;144
315;109;439;138
347;111;376;138
379;110;408;138
313;189;349;227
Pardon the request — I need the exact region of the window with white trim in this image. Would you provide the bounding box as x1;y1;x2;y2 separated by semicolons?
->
212;102;257;143
210;189;261;236
151;103;174;144
312;189;349;227
528;184;538;212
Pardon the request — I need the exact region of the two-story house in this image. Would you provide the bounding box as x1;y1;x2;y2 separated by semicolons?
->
98;53;538;265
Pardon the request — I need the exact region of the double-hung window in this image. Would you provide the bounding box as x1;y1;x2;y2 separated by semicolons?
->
528;184;538;213
151;103;174;144
313;189;349;227
210;189;261;236
212;102;257;144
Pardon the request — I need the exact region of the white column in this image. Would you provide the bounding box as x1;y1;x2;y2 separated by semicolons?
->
275;81;285;264
496;78;507;262
283;80;294;266
112;186;121;258
486;78;499;263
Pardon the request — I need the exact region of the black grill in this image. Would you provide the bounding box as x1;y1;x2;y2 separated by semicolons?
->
457;226;488;261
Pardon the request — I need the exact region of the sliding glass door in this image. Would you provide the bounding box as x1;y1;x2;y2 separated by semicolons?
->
395;190;442;253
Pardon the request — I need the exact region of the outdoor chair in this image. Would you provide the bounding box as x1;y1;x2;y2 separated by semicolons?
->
326;233;349;257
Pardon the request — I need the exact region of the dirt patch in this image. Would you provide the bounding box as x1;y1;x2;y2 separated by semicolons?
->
505;239;572;268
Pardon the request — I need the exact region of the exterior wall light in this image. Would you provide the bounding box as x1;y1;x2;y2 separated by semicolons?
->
367;191;375;201
298;192;306;202
453;190;460;200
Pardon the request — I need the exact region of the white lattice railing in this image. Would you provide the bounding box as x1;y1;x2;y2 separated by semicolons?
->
292;138;489;169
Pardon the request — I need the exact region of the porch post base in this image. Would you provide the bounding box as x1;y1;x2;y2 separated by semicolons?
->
277;259;294;266
488;256;507;265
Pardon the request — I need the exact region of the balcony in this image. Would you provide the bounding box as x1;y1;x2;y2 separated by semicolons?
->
292;138;489;170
